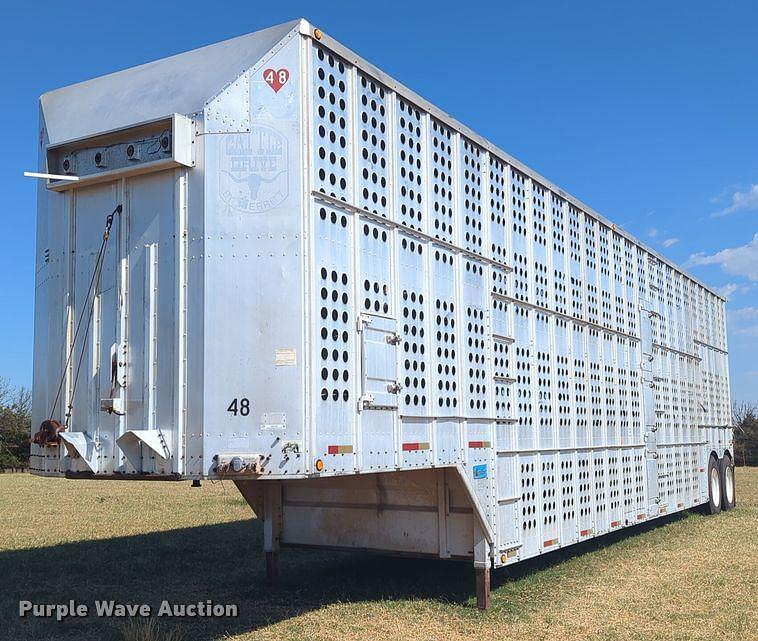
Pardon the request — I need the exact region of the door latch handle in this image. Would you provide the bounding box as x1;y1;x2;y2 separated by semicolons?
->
386;382;402;394
385;333;401;345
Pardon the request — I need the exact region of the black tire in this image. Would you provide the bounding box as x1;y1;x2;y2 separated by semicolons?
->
719;454;736;510
702;454;722;515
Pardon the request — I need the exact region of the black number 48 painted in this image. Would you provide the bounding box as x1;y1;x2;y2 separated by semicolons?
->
227;398;250;416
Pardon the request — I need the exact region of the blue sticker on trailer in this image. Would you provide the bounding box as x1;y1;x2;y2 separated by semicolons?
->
473;464;487;479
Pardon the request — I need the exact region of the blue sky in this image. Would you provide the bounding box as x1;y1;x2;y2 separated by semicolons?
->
1;1;756;403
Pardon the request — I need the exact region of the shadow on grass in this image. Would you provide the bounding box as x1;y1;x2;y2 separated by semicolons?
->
0;510;692;641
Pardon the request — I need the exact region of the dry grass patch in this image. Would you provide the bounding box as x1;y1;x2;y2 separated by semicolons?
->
1;469;756;641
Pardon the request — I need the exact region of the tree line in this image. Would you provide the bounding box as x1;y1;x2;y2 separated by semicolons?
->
0;376;757;470
0;378;31;471
733;401;758;467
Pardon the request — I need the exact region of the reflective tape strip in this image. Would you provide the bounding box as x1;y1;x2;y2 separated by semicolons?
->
402;442;430;451
580;528;593;537
637;514;646;520
327;445;353;454
543;538;559;547
468;440;491;449
610;520;621;528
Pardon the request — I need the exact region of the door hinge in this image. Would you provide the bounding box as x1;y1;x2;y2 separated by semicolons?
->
358;393;375;410
357;314;373;332
100;397;125;415
110;342;127;388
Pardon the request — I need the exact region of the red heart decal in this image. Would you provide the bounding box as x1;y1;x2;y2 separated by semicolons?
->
263;68;290;93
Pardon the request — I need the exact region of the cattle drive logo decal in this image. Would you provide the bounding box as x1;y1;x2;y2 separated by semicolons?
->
219;125;288;213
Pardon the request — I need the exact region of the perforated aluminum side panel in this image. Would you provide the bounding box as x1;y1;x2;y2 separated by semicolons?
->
519;454;539;557
430;118;455;243
356;73;388;216
541;454;559;548
514;306;533;450
301;35;731;563
560;452;577;545
460;141;484;255
314;205;356;472
431;249;459;413
399;236;428;416
313;48;351;202
489;158;508;264
395;98;424;231
463;260;488;417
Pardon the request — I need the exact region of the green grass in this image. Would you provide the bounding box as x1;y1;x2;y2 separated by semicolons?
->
1;469;756;641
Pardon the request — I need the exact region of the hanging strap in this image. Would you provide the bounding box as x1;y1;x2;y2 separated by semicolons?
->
49;204;122;423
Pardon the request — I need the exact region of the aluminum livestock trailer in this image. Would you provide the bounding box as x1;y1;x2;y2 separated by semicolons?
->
31;19;735;607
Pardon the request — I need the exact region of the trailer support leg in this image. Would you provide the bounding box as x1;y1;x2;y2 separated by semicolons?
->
475;566;491;610
265;551;278;582
473;522;491;610
263;482;282;583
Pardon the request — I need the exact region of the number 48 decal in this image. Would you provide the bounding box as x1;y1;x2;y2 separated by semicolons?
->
263;68;289;93
227;398;250;416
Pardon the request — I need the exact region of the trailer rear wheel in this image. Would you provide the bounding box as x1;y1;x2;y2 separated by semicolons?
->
702;455;722;515
720;454;736;510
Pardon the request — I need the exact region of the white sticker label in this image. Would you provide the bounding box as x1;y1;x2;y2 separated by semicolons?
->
275;348;297;366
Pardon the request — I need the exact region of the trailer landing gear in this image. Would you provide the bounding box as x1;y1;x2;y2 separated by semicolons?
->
266;551;278;583
473;520;491;610
475;566;491;610
263;483;282;584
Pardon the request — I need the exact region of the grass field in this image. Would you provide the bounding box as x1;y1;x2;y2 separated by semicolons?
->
1;469;756;641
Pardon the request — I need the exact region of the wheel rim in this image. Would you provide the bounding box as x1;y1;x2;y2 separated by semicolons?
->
725;464;735;505
710;466;721;506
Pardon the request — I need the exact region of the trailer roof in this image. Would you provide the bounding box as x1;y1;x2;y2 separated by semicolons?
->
38;18;724;301
40;19;301;145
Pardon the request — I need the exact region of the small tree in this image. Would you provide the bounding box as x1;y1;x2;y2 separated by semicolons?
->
733;401;758;467
0;378;32;471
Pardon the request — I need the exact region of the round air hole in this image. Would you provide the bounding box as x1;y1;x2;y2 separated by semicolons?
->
94;152;102;165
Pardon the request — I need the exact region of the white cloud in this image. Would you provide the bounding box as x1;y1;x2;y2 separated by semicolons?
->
728;306;758;339
717;283;754;299
648;228;658;238
729;307;758;322
717;283;740;298
686;234;758;282
662;237;679;248
712;184;758;217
